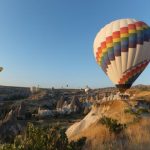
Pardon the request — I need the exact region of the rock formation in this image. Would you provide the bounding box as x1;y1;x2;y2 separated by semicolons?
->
66;100;137;139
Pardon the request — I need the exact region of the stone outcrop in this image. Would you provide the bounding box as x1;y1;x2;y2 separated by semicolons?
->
66;100;137;139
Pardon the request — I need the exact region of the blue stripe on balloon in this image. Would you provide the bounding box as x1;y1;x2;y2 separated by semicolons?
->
101;53;110;68
137;30;144;44
114;43;121;56
129;33;136;48
101;60;107;73
121;40;128;47
108;47;115;60
143;29;149;41
129;34;137;42
147;28;150;40
121;37;128;52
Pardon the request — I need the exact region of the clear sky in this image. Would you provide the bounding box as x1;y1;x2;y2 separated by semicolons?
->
0;0;150;88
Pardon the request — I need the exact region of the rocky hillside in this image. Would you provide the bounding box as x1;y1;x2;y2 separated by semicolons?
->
66;99;150;150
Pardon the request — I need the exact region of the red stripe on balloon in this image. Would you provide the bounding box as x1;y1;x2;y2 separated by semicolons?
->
120;27;128;34
118;61;149;84
106;36;113;43
135;21;143;27
101;42;106;49
96;47;102;62
113;31;120;38
128;24;136;30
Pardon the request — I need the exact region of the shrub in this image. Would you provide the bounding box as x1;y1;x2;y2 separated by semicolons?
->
124;108;132;114
69;137;86;150
137;108;149;114
0;123;86;150
124;108;149;115
124;108;138;115
100;116;126;134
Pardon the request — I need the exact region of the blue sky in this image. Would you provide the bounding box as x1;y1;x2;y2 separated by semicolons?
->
0;0;150;88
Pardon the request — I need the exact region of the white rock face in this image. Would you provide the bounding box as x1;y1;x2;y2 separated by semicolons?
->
66;100;131;139
38;107;53;116
66;104;103;138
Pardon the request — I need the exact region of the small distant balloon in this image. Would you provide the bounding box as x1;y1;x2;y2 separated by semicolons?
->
85;86;90;94
0;67;3;72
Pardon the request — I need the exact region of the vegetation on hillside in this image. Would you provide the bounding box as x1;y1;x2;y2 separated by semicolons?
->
0;123;86;150
100;116;126;134
124;108;149;116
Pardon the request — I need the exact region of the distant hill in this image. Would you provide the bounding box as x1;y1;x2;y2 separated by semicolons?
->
132;84;150;88
0;85;31;101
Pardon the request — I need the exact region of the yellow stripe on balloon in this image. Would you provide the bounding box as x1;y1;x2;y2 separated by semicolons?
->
113;38;120;42
99;54;103;61
98;60;101;65
107;43;113;48
128;30;136;34
102;48;107;53
120;33;128;38
136;27;143;30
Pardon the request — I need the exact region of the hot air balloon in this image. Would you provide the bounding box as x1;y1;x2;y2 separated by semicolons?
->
93;19;150;92
0;67;3;72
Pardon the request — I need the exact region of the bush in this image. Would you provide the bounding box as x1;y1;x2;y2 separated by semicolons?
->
124;108;138;115
137;108;149;114
100;116;126;134
69;137;86;150
125;108;149;115
0;123;86;150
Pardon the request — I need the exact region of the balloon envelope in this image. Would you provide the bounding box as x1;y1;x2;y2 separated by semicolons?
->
93;19;150;92
0;67;3;72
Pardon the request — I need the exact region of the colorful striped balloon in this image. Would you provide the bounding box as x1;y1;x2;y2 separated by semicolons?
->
93;19;150;92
